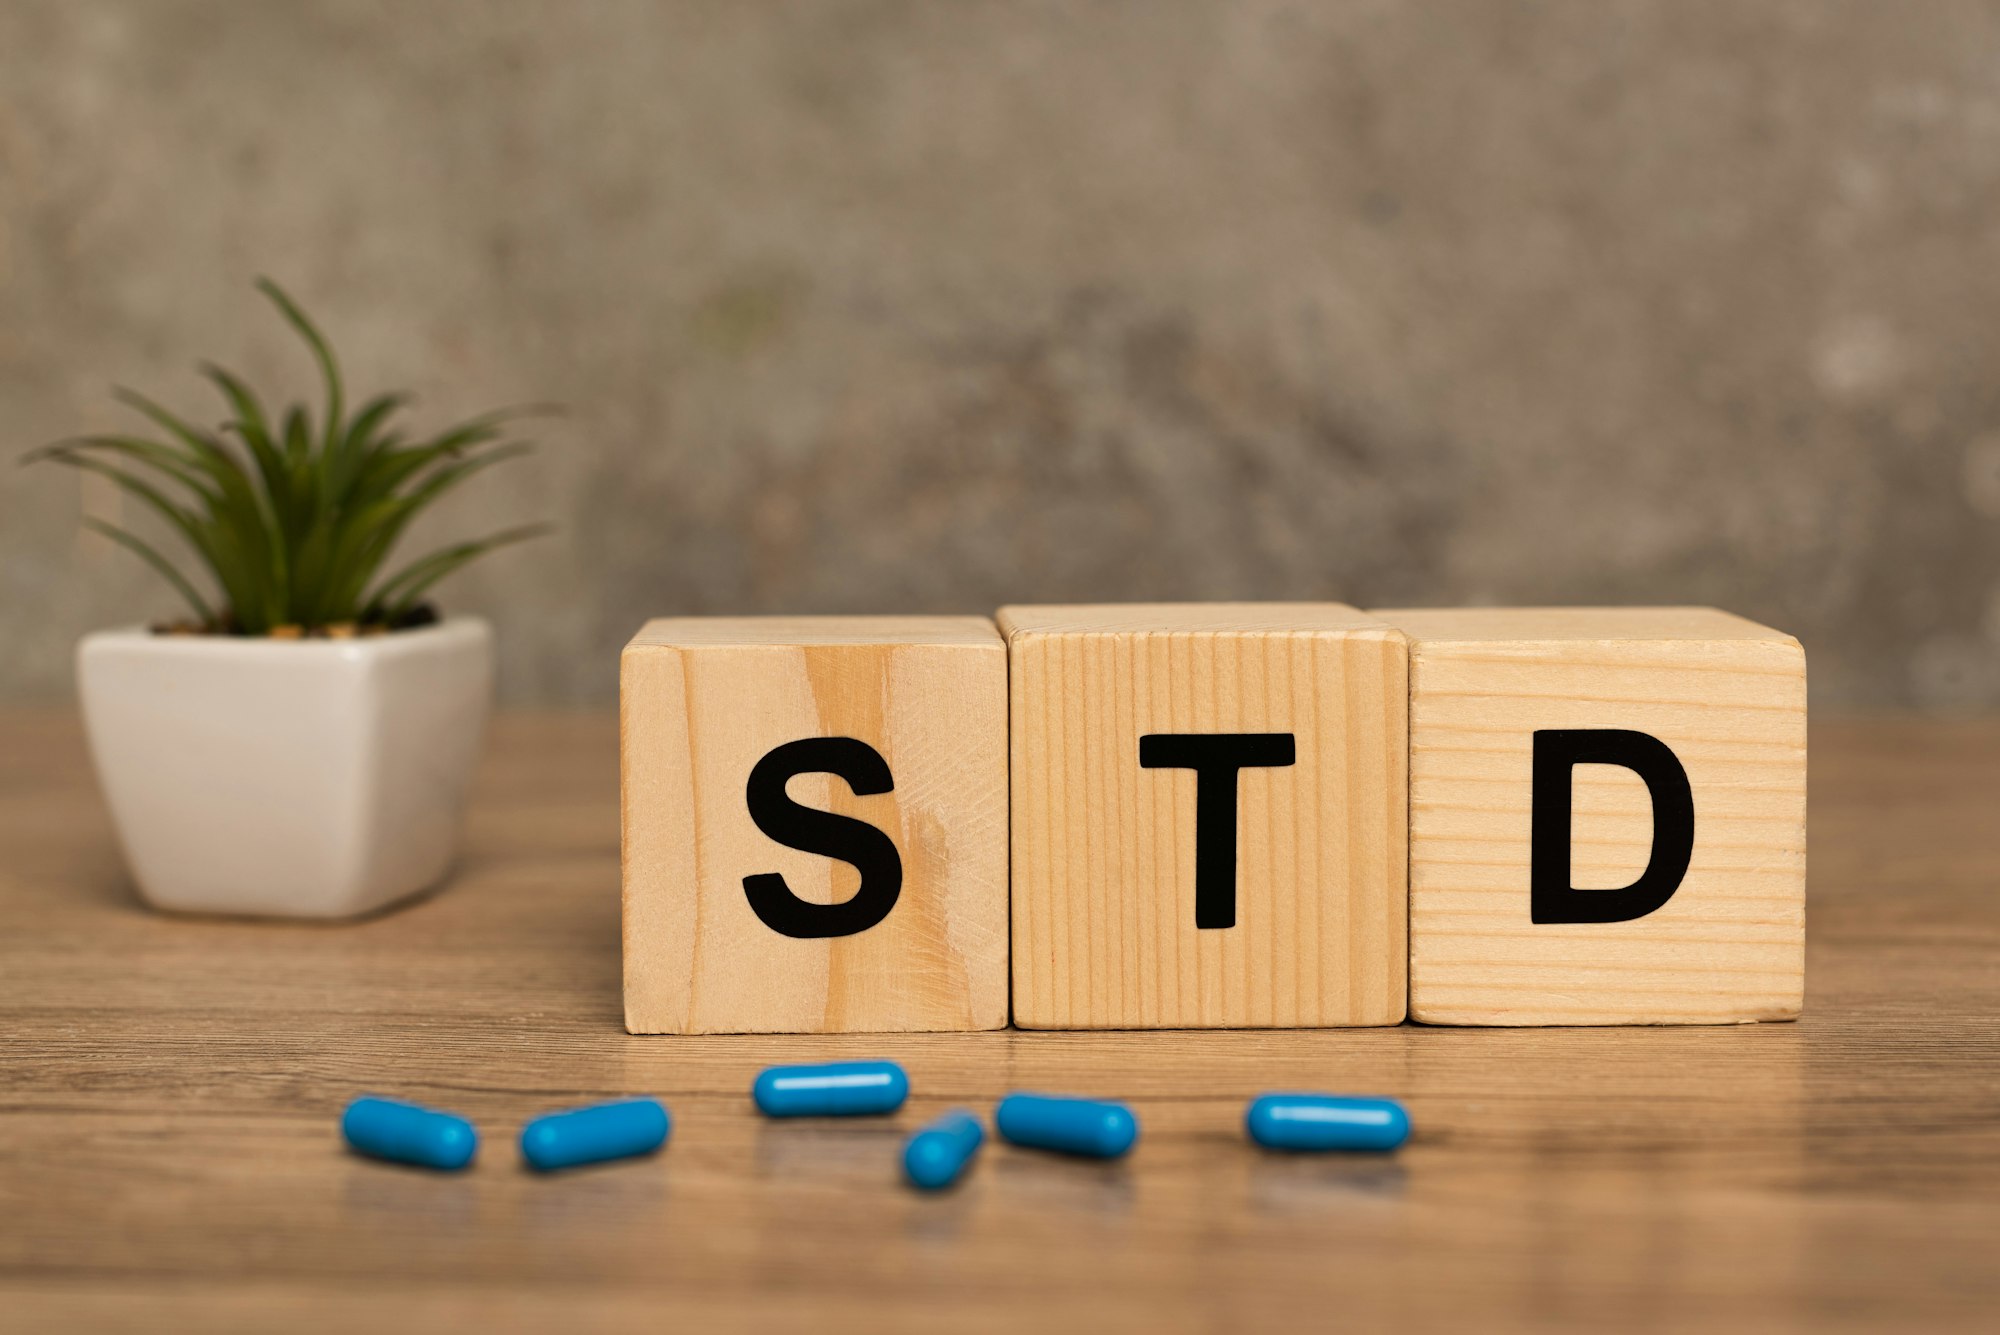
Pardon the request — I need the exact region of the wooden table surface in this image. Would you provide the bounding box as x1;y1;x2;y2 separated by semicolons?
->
2;711;1996;1333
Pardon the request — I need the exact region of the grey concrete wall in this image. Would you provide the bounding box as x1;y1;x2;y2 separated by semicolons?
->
5;0;2000;709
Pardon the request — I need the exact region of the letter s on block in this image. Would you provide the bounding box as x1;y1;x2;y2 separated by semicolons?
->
1531;729;1695;925
742;737;903;939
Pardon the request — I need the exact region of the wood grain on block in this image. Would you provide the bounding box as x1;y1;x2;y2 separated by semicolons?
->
1374;606;1807;1026
621;616;1009;1033
997;603;1409;1029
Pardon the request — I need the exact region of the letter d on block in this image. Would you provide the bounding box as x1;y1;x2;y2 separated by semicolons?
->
1378;605;1805;1026
1531;729;1694;925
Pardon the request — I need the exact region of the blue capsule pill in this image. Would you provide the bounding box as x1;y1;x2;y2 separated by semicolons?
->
903;1110;985;1190
341;1096;478;1170
752;1061;910;1117
994;1093;1139;1159
520;1098;671;1171
1245;1093;1410;1152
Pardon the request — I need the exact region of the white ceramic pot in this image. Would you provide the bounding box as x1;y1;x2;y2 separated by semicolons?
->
77;617;493;919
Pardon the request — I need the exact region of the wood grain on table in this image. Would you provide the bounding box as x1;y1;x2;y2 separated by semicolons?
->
1;711;1996;1333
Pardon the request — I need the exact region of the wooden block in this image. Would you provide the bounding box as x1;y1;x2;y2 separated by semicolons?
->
620;616;1009;1034
1373;606;1806;1026
997;603;1409;1029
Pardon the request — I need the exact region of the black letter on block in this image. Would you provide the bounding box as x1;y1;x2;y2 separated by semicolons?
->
743;737;903;939
1531;729;1694;925
1139;733;1297;929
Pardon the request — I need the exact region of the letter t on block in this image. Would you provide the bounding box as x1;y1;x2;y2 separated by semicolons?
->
620;617;1009;1034
1373;607;1806;1026
999;604;1409;1029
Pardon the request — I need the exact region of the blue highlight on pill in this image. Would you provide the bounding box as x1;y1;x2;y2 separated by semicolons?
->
1245;1093;1410;1152
521;1098;671;1171
995;1093;1139;1159
342;1096;478;1171
903;1109;985;1190
753;1061;910;1117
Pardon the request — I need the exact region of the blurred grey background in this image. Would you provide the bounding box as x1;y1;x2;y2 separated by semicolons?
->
4;0;1999;710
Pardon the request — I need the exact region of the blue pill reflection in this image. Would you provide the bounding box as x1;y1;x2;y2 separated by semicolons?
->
994;1093;1138;1159
903;1110;985;1190
342;1096;478;1171
1245;1094;1410;1152
753;1061;910;1117
521;1098;671;1171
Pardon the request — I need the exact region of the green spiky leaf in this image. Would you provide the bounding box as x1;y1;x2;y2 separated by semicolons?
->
23;279;549;636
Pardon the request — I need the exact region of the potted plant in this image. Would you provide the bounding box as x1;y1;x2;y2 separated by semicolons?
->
28;279;546;918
